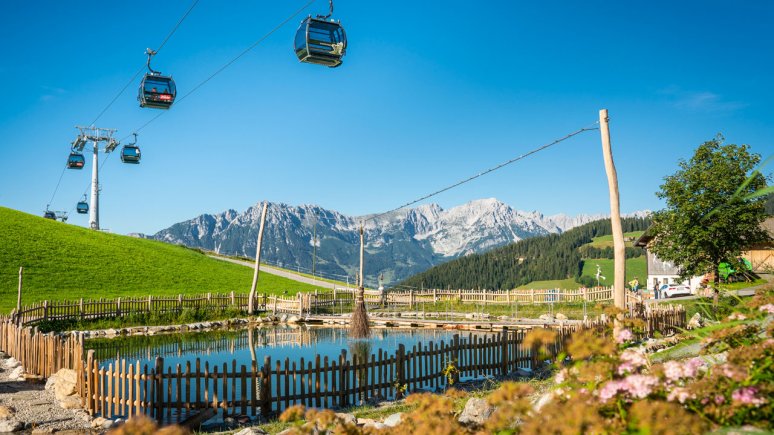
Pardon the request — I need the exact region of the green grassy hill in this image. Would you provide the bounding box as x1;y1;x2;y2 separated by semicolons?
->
0;207;319;313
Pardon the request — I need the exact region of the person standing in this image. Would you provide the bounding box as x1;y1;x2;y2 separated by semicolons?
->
653;281;660;300
629;277;640;293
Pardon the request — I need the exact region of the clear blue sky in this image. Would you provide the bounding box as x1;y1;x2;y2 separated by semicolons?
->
1;0;772;235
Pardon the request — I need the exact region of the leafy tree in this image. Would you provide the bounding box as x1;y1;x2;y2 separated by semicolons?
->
648;137;770;295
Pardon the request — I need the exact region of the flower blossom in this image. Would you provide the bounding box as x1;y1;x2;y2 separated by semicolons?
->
667;387;692;404
731;387;767;406
728;312;747;321
617;349;648;375
614;328;634;344
759;304;774;314
624;375;659;399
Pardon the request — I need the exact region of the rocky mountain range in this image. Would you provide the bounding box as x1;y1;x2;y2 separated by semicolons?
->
144;198;643;286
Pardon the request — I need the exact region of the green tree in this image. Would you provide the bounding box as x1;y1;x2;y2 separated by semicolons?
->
649;137;770;295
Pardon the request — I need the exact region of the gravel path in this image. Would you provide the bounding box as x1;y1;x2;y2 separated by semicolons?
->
0;353;94;434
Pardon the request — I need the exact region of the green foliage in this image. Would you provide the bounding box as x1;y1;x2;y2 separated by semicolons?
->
399;217;651;290
0;207;319;313
649;138;771;282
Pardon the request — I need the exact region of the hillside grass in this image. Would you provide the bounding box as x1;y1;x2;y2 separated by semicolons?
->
580;257;647;287
0;207;318;313
588;231;645;248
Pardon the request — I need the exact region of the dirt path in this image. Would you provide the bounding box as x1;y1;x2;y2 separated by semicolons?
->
208;255;341;290
0;353;93;433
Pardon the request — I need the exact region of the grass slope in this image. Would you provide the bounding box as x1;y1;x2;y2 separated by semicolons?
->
0;207;318;313
580;257;647;286
588;231;645;248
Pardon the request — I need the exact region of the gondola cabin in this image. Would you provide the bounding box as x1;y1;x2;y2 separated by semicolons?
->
67;152;85;169
121;145;141;164
294;17;347;67
43;211;56;220
139;74;176;109
76;201;89;214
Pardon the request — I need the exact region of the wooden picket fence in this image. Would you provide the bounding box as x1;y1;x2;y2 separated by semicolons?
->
0;318;84;380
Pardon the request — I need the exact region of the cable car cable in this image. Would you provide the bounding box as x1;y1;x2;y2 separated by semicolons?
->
365;122;600;223
119;0;316;142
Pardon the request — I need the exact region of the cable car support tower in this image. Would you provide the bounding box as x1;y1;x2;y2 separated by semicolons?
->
71;126;119;230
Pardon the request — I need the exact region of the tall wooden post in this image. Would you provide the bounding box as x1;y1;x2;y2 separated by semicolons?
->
16;267;23;313
599;109;626;310
249;202;269;314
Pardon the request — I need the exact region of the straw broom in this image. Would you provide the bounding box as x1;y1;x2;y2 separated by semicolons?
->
350;224;370;338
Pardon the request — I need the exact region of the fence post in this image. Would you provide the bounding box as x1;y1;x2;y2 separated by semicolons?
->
409;289;413;309
154;357;164;424
178;294;183;312
86;350;95;415
396;344;405;398
500;328;508;375
452;335;460;385
43;300;48;322
116;297;121;317
148;295;153;313
273;297;277;315
79;298;84;321
530;289;535;303
230;291;235;307
458;288;462;302
338;349;347;407
433;288;437;302
298;294;303;316
260;356;271;417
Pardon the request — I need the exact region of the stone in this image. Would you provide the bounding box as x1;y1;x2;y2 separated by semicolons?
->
356;418;376;426
31;428;56;434
113;419;124;427
90;418;108;429
51;369;78;401
101;419;114;430
533;391;553;411
4;358;20;369
8;367;24;381
0;406;15;419
362;422;387;430
287;315;301;324
687;313;702;330
383;412;403;427
0;419;22;433
60;396;83;410
105;328;118;338
555;313;568;321
538;314;554;322
280;314;288;322
458;397;495;426
335;413;357;426
234;428;267;435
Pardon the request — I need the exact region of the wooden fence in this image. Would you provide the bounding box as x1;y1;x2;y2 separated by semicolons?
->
0;318;84;380
12;288;642;326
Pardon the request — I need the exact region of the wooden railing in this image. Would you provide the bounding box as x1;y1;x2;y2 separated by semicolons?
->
0;318;84;380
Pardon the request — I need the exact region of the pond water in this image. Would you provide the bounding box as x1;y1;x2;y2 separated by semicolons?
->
86;325;490;370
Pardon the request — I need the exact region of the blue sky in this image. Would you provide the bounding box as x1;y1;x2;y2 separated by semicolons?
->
1;0;772;235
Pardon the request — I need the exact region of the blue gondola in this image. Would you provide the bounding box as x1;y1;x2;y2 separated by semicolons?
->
139;49;176;109
294;0;346;67
121;145;141;164
67;152;85;169
77;196;89;214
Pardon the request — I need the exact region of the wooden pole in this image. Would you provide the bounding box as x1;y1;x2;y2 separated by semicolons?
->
16;267;23;313
249;202;269;314
599;109;626;310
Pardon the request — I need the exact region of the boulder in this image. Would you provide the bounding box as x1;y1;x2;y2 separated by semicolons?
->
362;422;387;430
0;406;15;419
104;328;118;338
51;369;78;401
280;314;288;322
555;313;568;321
60;396;83;410
458;397;495;426
356;418;376;426
0;419;22;433
383;413;403;427
687;313;702;330
286;315;301;324
335;413;357;426
7;367;24;381
90;418;108;429
4;358;20;370
538;314;554;322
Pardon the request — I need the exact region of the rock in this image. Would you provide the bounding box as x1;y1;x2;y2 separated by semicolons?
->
335;413;357;426
51;369;78;401
458;397;495;426
357;418;376;426
515;367;533;377
4;358;20;369
555;313;568;321
0;419;22;432
113;419;124;427
0;406;15;419
31;428;56;434
363;422;387;430
91;418;108;429
60;396;83;410
538;314;554;322
687;313;702;330
533;391;553;411
105;328;118;338
464;313;476;320
287;315;301;324
383;412;403;427
101;419;114;430
280;314;288;322
234;428;267;435
8;367;24;381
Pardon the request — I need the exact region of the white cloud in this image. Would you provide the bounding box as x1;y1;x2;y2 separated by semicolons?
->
659;86;746;113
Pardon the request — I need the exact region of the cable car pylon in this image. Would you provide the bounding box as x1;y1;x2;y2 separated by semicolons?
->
71;126;119;230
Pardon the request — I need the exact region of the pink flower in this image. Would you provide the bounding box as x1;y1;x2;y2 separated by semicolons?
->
663;361;683;382
618;349;648;375
667;387;692;404
615;328;634;344
555;368;567;384
759;304;774;314
714;395;725;405
598;380;626;402
682;357;704;378
731;387;766;406
623;375;659;399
